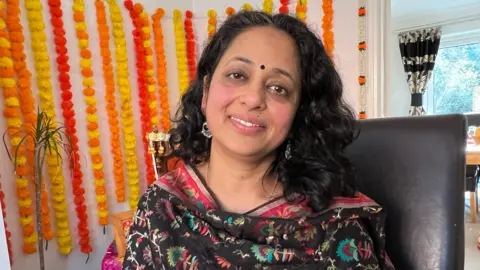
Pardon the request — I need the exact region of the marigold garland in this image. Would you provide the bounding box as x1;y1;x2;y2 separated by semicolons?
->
0;30;36;252
263;0;273;14
184;11;196;82
6;0;54;244
0;180;13;265
95;0;125;202
279;0;289;14
296;0;307;23
140;6;159;128
47;1;93;253
207;10;217;41
322;0;334;58
138;2;158;185
152;9;171;132
173;9;189;98
226;7;236;18
106;0;140;209
125;0;156;187
242;4;253;11
72;0;106;254
25;0;74;255
358;2;367;119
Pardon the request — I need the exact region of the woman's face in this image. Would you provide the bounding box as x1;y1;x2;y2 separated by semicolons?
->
202;26;301;158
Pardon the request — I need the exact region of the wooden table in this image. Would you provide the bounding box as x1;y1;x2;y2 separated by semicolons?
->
467;144;480;165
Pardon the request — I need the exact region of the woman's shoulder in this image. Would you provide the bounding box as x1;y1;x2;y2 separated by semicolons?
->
315;192;387;223
147;165;192;195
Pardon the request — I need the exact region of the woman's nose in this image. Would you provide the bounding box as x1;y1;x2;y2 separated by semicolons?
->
239;82;266;110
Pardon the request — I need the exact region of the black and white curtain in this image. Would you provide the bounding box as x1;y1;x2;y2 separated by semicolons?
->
398;27;441;116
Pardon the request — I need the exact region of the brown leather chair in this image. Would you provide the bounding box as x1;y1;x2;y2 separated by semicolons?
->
346;114;466;270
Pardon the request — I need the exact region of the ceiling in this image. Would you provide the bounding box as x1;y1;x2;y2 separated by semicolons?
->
391;0;480;19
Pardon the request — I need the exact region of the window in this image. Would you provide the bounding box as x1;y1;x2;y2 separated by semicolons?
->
425;41;480;115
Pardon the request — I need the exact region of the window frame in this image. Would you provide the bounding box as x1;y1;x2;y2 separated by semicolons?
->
425;31;480;115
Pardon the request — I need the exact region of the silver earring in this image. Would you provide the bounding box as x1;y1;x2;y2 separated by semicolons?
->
285;142;292;160
201;122;212;138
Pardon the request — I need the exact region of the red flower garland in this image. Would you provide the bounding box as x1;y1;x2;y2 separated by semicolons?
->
95;0;125;202
184;10;196;82
48;0;89;251
49;0;91;246
0;180;13;266
279;0;289;13
124;0;155;185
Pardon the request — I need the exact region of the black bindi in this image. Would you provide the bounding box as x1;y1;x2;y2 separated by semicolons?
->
260;65;265;70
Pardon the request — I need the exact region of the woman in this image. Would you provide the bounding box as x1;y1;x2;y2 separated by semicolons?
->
123;11;395;269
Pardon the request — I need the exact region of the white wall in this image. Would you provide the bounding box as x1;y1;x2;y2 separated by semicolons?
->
386;2;480;116
0;202;11;270
0;1;361;270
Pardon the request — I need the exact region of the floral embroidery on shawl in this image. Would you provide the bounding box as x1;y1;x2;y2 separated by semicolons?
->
123;165;395;269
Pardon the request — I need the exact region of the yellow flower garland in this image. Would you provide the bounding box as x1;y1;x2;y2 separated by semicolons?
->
242;4;253;11
0;1;37;254
173;9;189;97
106;0;140;209
296;0;307;23
263;0;273;14
207;10;217;41
138;5;159;127
24;0;72;255
72;0;107;238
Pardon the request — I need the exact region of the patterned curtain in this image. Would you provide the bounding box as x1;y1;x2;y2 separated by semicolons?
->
398;27;441;116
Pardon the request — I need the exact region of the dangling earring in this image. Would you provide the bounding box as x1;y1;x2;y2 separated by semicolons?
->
285;141;292;160
201;122;212;138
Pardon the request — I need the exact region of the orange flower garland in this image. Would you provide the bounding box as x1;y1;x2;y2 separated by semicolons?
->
1;1;37;254
322;0;334;58
6;0;54;243
152;9;171;132
184;11;196;82
95;0;125;202
296;0;307;23
125;0;156;186
207;10;217;41
279;0;289;14
24;0;72;255
72;0;107;254
358;2;367;119
138;3;158;185
226;7;236;18
138;4;159;128
0;180;13;265
106;0;140;208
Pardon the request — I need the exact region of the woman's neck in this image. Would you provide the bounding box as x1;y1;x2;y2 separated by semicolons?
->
196;140;281;212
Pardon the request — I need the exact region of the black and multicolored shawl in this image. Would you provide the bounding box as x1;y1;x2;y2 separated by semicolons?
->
123;165;395;269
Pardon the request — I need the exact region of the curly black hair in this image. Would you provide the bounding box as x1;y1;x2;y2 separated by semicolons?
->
169;10;358;212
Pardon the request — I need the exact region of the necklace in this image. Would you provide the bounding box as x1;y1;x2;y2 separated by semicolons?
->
206;161;279;201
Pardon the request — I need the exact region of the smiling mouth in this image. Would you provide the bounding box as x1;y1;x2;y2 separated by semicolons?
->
230;116;261;127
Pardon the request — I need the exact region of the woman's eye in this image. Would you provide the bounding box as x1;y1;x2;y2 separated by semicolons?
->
269;85;287;96
228;73;245;80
